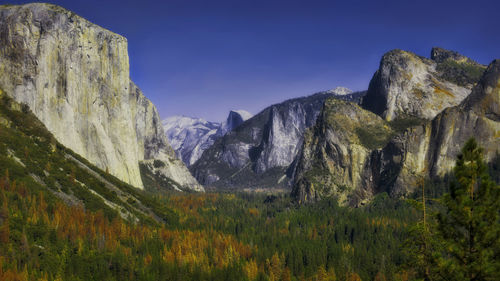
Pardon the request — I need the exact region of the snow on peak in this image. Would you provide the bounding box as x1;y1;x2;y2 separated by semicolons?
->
162;110;252;166
326;87;353;96
162;116;215;130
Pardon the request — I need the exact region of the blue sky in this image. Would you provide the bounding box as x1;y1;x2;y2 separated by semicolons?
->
7;0;500;121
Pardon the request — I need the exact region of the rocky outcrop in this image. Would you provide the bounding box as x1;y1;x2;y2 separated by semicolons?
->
361;48;485;121
293;57;499;205
0;3;202;191
163;110;252;166
190;87;365;189
291;98;394;204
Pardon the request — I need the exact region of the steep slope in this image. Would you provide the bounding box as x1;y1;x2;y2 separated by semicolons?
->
163;110;252;166
361;48;485;121
0;90;172;224
190;87;365;189
0;3;201;191
293;58;499;205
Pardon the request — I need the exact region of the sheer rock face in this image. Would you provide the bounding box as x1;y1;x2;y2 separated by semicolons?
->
190;88;365;189
427;59;500;178
385;59;499;197
0;3;202;191
361;48;485;121
293;59;499;205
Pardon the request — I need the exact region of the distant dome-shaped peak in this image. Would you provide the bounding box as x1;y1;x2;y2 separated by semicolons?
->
228;110;253;121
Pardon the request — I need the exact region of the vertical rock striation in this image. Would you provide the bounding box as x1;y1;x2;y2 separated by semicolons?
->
0;3;202;191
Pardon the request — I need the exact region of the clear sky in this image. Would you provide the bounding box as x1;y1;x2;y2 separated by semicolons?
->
7;0;500;121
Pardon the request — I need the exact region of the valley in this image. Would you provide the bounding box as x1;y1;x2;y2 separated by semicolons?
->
0;2;498;281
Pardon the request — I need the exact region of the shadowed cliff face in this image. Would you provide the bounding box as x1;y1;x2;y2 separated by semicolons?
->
0;3;202;191
293;57;499;205
190;88;365;189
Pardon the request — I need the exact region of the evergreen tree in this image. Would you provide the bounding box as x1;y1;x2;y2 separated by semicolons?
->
407;138;500;280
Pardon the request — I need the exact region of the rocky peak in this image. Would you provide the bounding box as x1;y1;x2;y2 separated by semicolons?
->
293;58;499;205
291;98;393;204
431;47;486;88
462;59;500;120
431;47;476;64
361;48;476;121
218;110;252;135
190;88;361;189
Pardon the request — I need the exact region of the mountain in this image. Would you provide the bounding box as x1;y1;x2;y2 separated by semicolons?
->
217;110;253;136
0;90;171;223
292;48;498;205
163;110;252;166
0;3;202;192
163;116;220;166
190;87;365;189
361;48;485;121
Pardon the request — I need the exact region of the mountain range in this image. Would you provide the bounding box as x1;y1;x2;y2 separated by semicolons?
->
0;3;497;206
179;48;497;205
189;87;365;189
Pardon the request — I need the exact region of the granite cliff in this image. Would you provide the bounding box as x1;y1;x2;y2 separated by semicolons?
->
293;49;498;205
0;3;202;191
361;48;485;121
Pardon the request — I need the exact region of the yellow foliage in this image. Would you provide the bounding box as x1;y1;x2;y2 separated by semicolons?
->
244;259;259;281
248;207;259;217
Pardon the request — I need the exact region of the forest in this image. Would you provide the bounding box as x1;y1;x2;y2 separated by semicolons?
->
0;92;499;281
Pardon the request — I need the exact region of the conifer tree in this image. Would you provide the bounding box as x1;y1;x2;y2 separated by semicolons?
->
407;138;500;280
433;138;500;280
